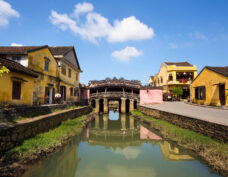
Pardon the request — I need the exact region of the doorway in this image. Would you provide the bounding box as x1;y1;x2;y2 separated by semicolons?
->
219;84;225;106
60;86;66;101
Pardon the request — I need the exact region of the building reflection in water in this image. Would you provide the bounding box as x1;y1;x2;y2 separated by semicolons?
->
24;111;194;177
85;111;193;161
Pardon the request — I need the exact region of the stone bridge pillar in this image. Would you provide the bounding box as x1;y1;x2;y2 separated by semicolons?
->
104;98;108;113
95;99;100;113
121;98;126;113
130;99;134;112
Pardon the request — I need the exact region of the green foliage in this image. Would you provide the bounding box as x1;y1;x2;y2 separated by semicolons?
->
172;87;183;97
0;65;10;77
2;115;87;161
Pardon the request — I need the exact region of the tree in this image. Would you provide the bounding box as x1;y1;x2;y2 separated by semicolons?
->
172;87;183;100
0;65;10;77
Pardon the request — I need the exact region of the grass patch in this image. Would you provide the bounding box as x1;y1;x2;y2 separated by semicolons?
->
2;115;87;161
132;110;228;156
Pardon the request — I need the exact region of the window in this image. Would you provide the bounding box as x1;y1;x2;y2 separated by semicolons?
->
70;87;73;96
12;56;21;62
195;86;206;100
74;88;79;96
12;81;21;100
44;60;49;72
76;73;79;81
168;74;173;81
161;77;163;83
68;68;71;78
61;65;66;75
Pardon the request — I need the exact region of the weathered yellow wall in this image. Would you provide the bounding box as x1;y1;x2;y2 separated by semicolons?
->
59;60;80;101
28;48;58;104
0;71;34;106
191;68;228;106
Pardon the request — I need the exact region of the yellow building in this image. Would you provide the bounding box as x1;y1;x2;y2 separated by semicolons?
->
151;62;198;99
0;45;82;105
0;58;38;106
191;66;228;107
49;46;81;102
148;76;155;86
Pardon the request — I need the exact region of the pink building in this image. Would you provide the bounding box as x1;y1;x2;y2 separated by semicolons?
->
80;84;90;100
140;87;163;105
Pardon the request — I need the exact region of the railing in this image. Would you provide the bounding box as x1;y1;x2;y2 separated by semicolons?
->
90;91;139;99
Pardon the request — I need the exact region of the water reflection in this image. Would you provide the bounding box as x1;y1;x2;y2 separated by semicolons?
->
23;110;221;177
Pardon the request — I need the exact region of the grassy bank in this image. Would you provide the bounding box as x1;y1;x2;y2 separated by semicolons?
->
1;115;87;162
132;110;228;176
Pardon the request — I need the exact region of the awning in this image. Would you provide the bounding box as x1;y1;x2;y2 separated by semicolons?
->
213;82;225;86
11;76;27;82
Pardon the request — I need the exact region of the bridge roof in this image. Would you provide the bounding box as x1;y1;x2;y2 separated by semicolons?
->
88;77;141;89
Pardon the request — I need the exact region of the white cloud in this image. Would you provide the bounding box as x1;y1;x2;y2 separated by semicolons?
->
112;147;142;160
73;2;94;18
111;46;142;63
169;42;192;49
49;2;154;43
0;0;19;27
108;16;154;42
189;32;207;40
11;42;23;46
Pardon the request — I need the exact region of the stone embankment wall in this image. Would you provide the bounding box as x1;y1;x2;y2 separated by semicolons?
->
138;105;228;142
0;101;88;122
0;106;92;152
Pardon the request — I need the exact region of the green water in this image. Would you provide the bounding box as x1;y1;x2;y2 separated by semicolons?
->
23;111;221;177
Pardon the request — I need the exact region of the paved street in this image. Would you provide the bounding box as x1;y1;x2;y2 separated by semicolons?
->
142;102;228;126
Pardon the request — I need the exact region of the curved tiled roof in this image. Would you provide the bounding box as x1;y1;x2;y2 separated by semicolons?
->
0;58;38;77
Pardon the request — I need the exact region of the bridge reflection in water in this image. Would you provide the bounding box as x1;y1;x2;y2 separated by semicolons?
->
24;110;222;177
84;111;193;161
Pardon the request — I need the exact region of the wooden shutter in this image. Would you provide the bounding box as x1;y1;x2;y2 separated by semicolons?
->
195;88;198;99
202;87;206;100
52;88;55;103
12;81;21;100
44;87;49;104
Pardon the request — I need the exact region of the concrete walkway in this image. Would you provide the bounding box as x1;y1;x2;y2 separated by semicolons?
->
142;102;228;126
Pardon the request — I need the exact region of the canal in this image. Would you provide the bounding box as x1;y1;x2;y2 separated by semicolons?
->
23;110;221;177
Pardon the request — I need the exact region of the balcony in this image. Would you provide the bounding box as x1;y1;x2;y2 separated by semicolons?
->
90;91;139;99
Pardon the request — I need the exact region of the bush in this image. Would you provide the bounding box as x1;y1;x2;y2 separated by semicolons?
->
172;87;183;99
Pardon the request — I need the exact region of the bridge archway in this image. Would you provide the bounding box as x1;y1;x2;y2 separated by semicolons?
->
126;99;130;113
134;100;137;109
99;99;104;112
91;99;96;108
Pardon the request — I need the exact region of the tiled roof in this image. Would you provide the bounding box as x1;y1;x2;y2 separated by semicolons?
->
206;66;228;77
164;62;193;66
0;45;81;71
0;46;47;55
48;46;73;56
0;58;38;77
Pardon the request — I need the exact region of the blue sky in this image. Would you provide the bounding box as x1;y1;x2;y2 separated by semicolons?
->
0;0;228;84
